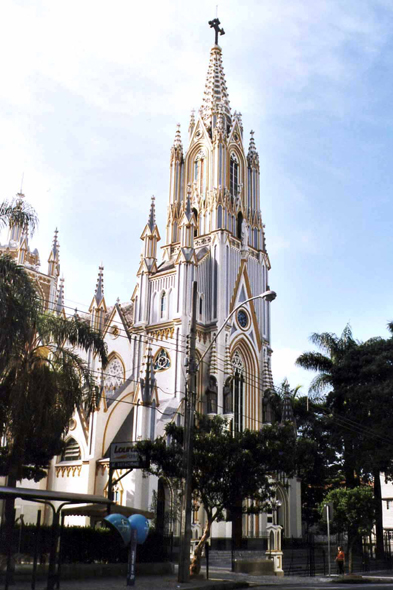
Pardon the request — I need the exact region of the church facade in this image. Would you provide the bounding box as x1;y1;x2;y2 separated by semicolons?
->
10;36;302;540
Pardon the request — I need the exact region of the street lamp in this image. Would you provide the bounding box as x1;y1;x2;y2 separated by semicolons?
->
178;286;277;583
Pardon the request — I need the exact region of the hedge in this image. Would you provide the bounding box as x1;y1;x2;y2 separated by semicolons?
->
4;525;170;563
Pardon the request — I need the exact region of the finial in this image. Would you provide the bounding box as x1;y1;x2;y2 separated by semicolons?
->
148;195;156;231
95;265;104;304
248;130;258;156
189;110;196;134
173;123;183;150
116;297;120;304
208;17;225;45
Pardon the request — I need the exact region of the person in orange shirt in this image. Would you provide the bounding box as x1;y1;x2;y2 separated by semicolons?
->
336;546;345;574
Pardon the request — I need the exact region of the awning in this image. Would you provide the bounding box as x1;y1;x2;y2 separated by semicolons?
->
61;503;154;519
0;486;114;506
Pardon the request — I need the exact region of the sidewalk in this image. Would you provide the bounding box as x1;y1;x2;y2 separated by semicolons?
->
4;566;393;590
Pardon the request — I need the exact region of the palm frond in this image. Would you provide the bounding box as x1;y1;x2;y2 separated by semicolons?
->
296;352;333;373
0;199;38;236
309;332;340;355
308;373;332;396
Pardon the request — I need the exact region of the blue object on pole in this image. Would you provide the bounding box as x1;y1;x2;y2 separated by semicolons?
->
128;514;149;544
104;513;132;546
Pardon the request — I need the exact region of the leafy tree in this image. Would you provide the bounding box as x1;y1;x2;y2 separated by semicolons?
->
297;323;393;557
137;414;297;575
294;396;341;532
320;487;375;573
296;325;359;487
0;258;108;481
330;329;393;558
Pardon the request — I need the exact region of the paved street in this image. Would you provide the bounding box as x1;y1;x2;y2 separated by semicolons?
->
3;568;393;590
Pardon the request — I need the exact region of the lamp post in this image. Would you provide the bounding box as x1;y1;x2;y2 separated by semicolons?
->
178;286;277;582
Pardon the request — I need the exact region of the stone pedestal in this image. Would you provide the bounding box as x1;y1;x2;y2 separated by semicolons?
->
265;524;284;576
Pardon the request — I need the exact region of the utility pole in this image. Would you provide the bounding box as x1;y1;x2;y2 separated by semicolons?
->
178;281;198;583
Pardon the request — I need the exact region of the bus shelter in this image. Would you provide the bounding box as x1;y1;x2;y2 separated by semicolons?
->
0;486;114;590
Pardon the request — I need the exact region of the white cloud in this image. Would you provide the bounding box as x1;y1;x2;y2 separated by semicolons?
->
271;347;313;392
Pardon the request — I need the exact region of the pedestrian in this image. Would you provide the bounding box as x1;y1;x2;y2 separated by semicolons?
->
335;546;345;575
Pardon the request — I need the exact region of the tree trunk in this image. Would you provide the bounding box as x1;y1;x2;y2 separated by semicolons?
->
231;495;243;550
3;473;17;585
373;468;384;560
190;518;212;576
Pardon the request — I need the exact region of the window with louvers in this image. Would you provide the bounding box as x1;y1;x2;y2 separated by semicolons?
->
61;438;81;461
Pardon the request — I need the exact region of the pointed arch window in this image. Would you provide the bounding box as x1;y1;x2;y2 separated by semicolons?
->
237;212;243;240
230;154;239;198
194;151;205;195
206;375;218;414
192;208;198;238
61;438;81;462
231;350;245;433
160;291;166;319
104;355;125;394
153;348;171;372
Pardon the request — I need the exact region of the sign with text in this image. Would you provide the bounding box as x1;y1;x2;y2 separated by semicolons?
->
110;442;149;470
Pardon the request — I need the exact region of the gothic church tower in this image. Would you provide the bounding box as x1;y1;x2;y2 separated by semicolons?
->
132;34;274;438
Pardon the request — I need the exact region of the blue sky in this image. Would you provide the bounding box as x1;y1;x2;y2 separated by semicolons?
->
1;0;392;392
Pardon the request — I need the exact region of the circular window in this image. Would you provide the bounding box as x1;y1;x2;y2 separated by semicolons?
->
234;133;239;141
237;309;249;330
109;325;120;339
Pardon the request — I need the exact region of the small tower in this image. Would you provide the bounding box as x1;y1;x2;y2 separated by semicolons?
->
167;125;184;244
55;277;66;318
139;196;160;273
178;188;196;253
17;228;29;265
89;266;107;332
48;229;60;278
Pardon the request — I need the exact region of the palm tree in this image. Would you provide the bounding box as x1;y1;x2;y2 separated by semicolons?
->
296;324;357;399
0;257;108;483
0;195;38;235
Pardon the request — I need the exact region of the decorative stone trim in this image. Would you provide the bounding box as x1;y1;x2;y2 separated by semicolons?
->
55;464;82;478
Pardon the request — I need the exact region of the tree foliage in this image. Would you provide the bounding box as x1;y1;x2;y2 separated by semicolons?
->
137;414;297;574
296;323;393;557
0;256;108;481
320;487;375;572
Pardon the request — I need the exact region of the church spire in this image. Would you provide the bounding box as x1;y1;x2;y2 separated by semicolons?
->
173;123;183;150
188;110;195;138
200;44;231;132
89;265;107;331
140;196;160;269
247;130;259;167
48;228;60;278
55;277;65;316
94;265;104;306
148;195;156;232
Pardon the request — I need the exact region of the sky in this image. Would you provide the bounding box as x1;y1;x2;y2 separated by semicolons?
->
1;0;392;393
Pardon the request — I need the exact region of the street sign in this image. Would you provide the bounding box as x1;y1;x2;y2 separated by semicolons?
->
109;442;149;470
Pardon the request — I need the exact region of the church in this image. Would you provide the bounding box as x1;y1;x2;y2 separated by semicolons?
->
5;24;302;542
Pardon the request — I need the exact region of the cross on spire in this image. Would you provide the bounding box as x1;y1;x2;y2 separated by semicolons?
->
208;18;225;45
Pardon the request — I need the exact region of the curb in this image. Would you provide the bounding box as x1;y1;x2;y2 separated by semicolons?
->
179;581;249;590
